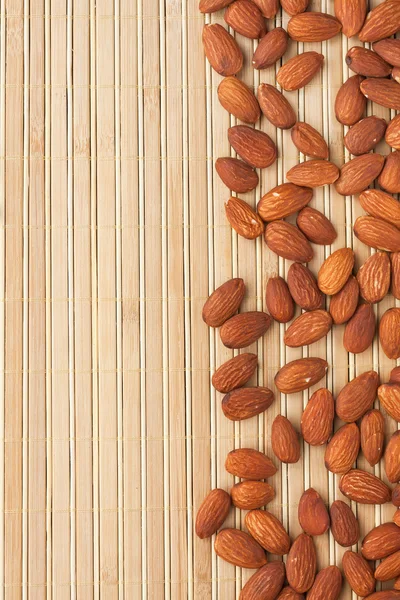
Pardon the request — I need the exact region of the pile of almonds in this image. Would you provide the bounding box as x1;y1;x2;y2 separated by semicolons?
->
197;0;400;597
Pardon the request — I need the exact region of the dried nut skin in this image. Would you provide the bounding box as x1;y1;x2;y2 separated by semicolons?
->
360;78;400;111
228;125;277;168
277;587;305;600
239;561;285;600
218;76;261;123
222;387;274;421
224;0;267;39
275;358;328;394
265;276;294;323
317;248;355;295
329;275;359;324
395;510;400;526
354;216;400;252
342;550;376;597
271;415;300;464
202;24;243;76
393;485;400;507
340;469;391;505
220;311;272;349
374;39;400;68
280;0;308;15
225;196;264;240
212;353;258;393
392;253;400;299
362;523;400;560
336;370;379;422
245;509;291;554
325;423;361;474
286;534;317;593
216;157;259;193
391;367;400;384
335;75;366;126
291;122;329;159
276;52;324;91
378;383;400;422
225;448;277;479
344;116;387;155
363;592;400;600
343;303;376;354
296;207;337;245
287;263;323;311
346;46;392;77
195;489;231;539
361;409;385;467
385;430;400;483
214;528;267;568
335;153;385;196
375;550;400;581
284;310;332;348
265;221;314;262
379;150;400;194
301;388;334;446
252;0;279;19
357;252;391;304
298;488;330;536
386;114;400;149
258;84;297;129
359;0;400;42
252;27;288;69
199;0;233;13
286;159;339;188
380;308;400;359
231;480;275;510
334;0;367;37
202;277;245;327
306;566;342;600
359;189;400;229
330;501;359;547
287;12;342;42
257;183;313;222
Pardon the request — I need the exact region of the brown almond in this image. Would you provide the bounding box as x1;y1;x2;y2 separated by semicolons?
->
340;469;391;505
275;357;328;394
286;534;316;594
252;27;288;69
334;0;367;37
228;125;277;168
393;66;400;84
359;188;400;228
298;488;330;536
354;216;400;252
202;24;243;76
225;447;277;479
392;252;400;299
280;0;308;15
363;591;400;599
277;587;305;600
245;509;291;554
286;160;339;188
375;549;400;582
359;0;400;42
296;207;337;245
203;278;245;327
330;501;359;547
220;311;272;349
222;387;274;421
225;0;267;39
231;480;275;510
374;39;400;68
218;77;261;123
360;409;385;467
360;78;400;111
385;430;400;483
277;52;324;92
318;247;355;295
325;423;360;474
264;221;314;262
265;276;294;323
239;562;285;600
335;153;385;196
287;263;323;311
212;353;258;393
335;74;366;126
252;0;279;18
343;303;376;354
284;309;332;348
199;0;233;12
380;307;400;359
342;551;376;597
195;489;231;539
258;183;313;222
301;388;334;446
357;251;391;304
216;157;259;193
225;196;264;240
378;382;400;422
362;522;400;559
336;370;379;423
271;415;300;464
306;566;342;600
391;367;400;384
258;83;297;129
396;506;400;519
288;12;342;42
291;122;329;160
379;150;400;194
329;275;359;324
386;114;400;150
214;528;267;568
344;116;387;155
346;46;392;77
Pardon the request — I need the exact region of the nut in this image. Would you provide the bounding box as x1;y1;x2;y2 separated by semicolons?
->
291;122;329;159
324;423;360;474
360;409;385;467
202;24;243;76
284;309;332;348
287;262;323;311
296;207;337;245
245;509;291;554
228;125;277;168
360;78;400;111
306;566;342;600
271;415;300;463
212;353;258;393
287;12;342;42
336;370;379;422
335;75;366;126
317;247;354;295
218;76;261;123
274;357;328;394
356;251;391;304
265;221;313;262
298;488;330;536
224;0;267;39
342;550;375;597
257;183;313;222
286;534;317;594
384;430;400;483
359;188;400;228
335;153;385;196
378;150;400;194
379;307;400;359
354;215;400;252
330;501;359;547
343;303;376;354
239;562;285;600
225;196;265;240
329;275;359;324
258;83;297;129
225;447;277;479
361;522;400;560
202;277;245;327
222;387;274;421
252;27;288;69
378;382;400;422
195;489;231;539
265;276;294;323
345;46;391;77
359;0;400;42
286;160;339;188
301;388;334;446
215;157;259;193
340;469;391;505
231;480;275;510
214;528;267;568
277;52;324;91
334;0;367;37
220;311;272;348
344;116;387;155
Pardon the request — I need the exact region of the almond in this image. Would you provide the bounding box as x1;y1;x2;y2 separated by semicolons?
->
274;357;328;394
225;447;277;479
220;311;272;349
228;125;277;168
287;12;342;42
361;409;385;467
298;488;330;536
225;0;267;39
245;509;291;554
359;189;400;228
374;39;400;68
360;78;400;111
340;469;391;505
364;591;400;600
380;308;400;359
276;52;324;92
222;387;274;421
225;196;265;239
335;75;366;126
239;562;285;600
342;551;376;597
393;66;400;84
378;382;400;422
296;207;337;245
346;46;392;78
354;216;400;252
343;303;376;354
271;415;300;463
391;366;400;384
218;77;261;123
386;114;400;149
334;0;367;37
335;153;385;196
344;116;387;155
264;221;313;262
258;183;313;222
336;370;379;423
195;489;231;539
291;122;329;160
385;430;400;484
277;587;305;600
392;253;400;299
379;150;400;194
251;0;279;18
199;0;233;12
258;84;297;129
265;276;294;323
357;252;391;304
287;160;339;188
287;263;323;311
362;523;400;560
284;309;332;347
325;423;360;474
318;248;355;295
252;27;288;69
202;24;243;76
231;480;275;509
359;0;400;42
216;157;259;193
280;0;308;15
329;275;359;324
306;566;342;600
375;550;400;582
212;353;258;393
203;278;245;327
286;534;316;594
393;484;400;506
396;508;400;521
330;501;359;547
301;388;334;446
214;528;267;568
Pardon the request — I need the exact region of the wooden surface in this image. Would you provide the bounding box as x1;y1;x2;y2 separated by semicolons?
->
0;0;398;598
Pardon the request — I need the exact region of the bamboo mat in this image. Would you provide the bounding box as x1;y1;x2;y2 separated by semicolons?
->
0;0;398;598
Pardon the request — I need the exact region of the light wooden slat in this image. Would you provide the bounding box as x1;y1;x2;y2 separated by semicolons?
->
0;0;5;591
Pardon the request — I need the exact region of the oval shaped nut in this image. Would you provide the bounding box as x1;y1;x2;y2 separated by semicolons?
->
225;448;277;480
392;252;400;299
298;488;330;536
386;114;400;149
373;39;400;68
195;489;231;539
343;303;376;354
286;160;339;188
228;125;277;168
212;353;258;393
344;116;387;155
335;75;366;126
220;311;272;349
280;0;308;15
203;277;245;328
301;388;334;446
380;308;400;360
359;0;400;42
216;157;259;194
360;78;400;111
225;196;264;240
330;501;359;547
276;52;324;91
239;562;285;600
288;12;341;42
342;550;376;597
252;27;288;69
324;423;360;474
346;46;392;77
218;76;261;124
335;153;385;196
286;534;317;594
395;487;400;508
271;415;300;464
287;263;323;311
258;84;297;130
357;252;391;304
265;276;294;323
245;509;291;555
378;383;400;422
291;122;329;159
214;528;267;569
275;358;328;394
307;566;342;600
199;0;234;12
202;24;243;77
265;221;314;263
362;522;400;560
224;0;267;39
277;587;305;600
284;309;332;348
318;248;355;295
359;189;400;229
361;409;385;467
340;469;391;505
258;183;313;222
385;430;400;484
252;0;279;19
297;207;337;245
329;275;359;325
336;370;379;422
396;509;400;523
334;0;367;37
375;550;400;582
231;480;275;510
355;216;400;252
379;150;400;194
391;366;400;384
364;592;400;600
222;387;274;421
